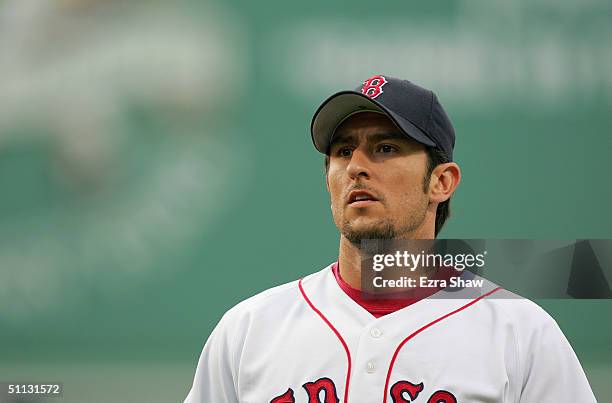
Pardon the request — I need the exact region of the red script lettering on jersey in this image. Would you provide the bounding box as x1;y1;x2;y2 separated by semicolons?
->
270;378;456;402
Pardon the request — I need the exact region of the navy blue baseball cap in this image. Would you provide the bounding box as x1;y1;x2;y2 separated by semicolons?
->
310;75;456;160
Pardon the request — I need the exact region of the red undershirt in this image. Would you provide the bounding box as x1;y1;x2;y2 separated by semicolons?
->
331;261;458;318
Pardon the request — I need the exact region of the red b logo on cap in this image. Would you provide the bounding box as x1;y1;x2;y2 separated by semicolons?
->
361;75;387;99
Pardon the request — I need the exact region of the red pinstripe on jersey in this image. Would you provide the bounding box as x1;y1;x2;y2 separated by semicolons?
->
299;278;352;403
382;286;503;403
299;276;502;403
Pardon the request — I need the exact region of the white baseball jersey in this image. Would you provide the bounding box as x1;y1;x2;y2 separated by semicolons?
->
184;263;596;403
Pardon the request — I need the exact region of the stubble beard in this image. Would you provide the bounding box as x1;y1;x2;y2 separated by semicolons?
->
340;217;396;244
336;202;428;245
333;177;431;245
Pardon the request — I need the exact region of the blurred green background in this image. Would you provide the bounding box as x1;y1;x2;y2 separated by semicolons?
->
0;0;610;402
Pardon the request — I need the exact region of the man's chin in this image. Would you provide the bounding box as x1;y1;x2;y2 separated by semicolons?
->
340;219;396;244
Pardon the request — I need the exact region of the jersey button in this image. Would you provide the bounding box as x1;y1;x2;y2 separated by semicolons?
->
366;361;376;373
370;327;382;338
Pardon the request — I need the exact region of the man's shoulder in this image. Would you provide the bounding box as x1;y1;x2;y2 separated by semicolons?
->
219;264;332;325
447;272;558;331
483;287;562;333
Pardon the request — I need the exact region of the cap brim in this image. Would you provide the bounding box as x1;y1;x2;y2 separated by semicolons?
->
310;91;436;154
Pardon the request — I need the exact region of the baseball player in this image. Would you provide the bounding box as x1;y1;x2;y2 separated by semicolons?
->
184;75;597;402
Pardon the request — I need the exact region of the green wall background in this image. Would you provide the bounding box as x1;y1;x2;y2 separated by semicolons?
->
0;0;610;401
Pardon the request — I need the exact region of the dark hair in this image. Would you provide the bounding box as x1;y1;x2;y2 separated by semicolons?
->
323;146;452;238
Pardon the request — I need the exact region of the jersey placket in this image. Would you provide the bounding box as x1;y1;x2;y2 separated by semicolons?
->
348;323;398;402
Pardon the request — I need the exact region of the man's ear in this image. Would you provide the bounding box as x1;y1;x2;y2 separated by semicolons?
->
325;172;330;193
428;162;461;203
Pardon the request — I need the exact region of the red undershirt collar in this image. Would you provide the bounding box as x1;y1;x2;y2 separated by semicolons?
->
331;261;458;318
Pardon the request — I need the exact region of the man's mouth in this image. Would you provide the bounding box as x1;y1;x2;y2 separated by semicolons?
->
347;190;379;207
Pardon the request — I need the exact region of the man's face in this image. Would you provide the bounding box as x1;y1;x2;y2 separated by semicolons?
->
327;112;431;243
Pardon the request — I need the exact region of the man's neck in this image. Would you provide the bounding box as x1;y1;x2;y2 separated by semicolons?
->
338;234;435;291
338;237;364;289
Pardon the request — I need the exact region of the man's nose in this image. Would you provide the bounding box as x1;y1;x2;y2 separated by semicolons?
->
346;148;372;180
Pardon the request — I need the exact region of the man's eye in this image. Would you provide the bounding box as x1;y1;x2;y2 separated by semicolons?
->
338;147;353;157
378;144;397;153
